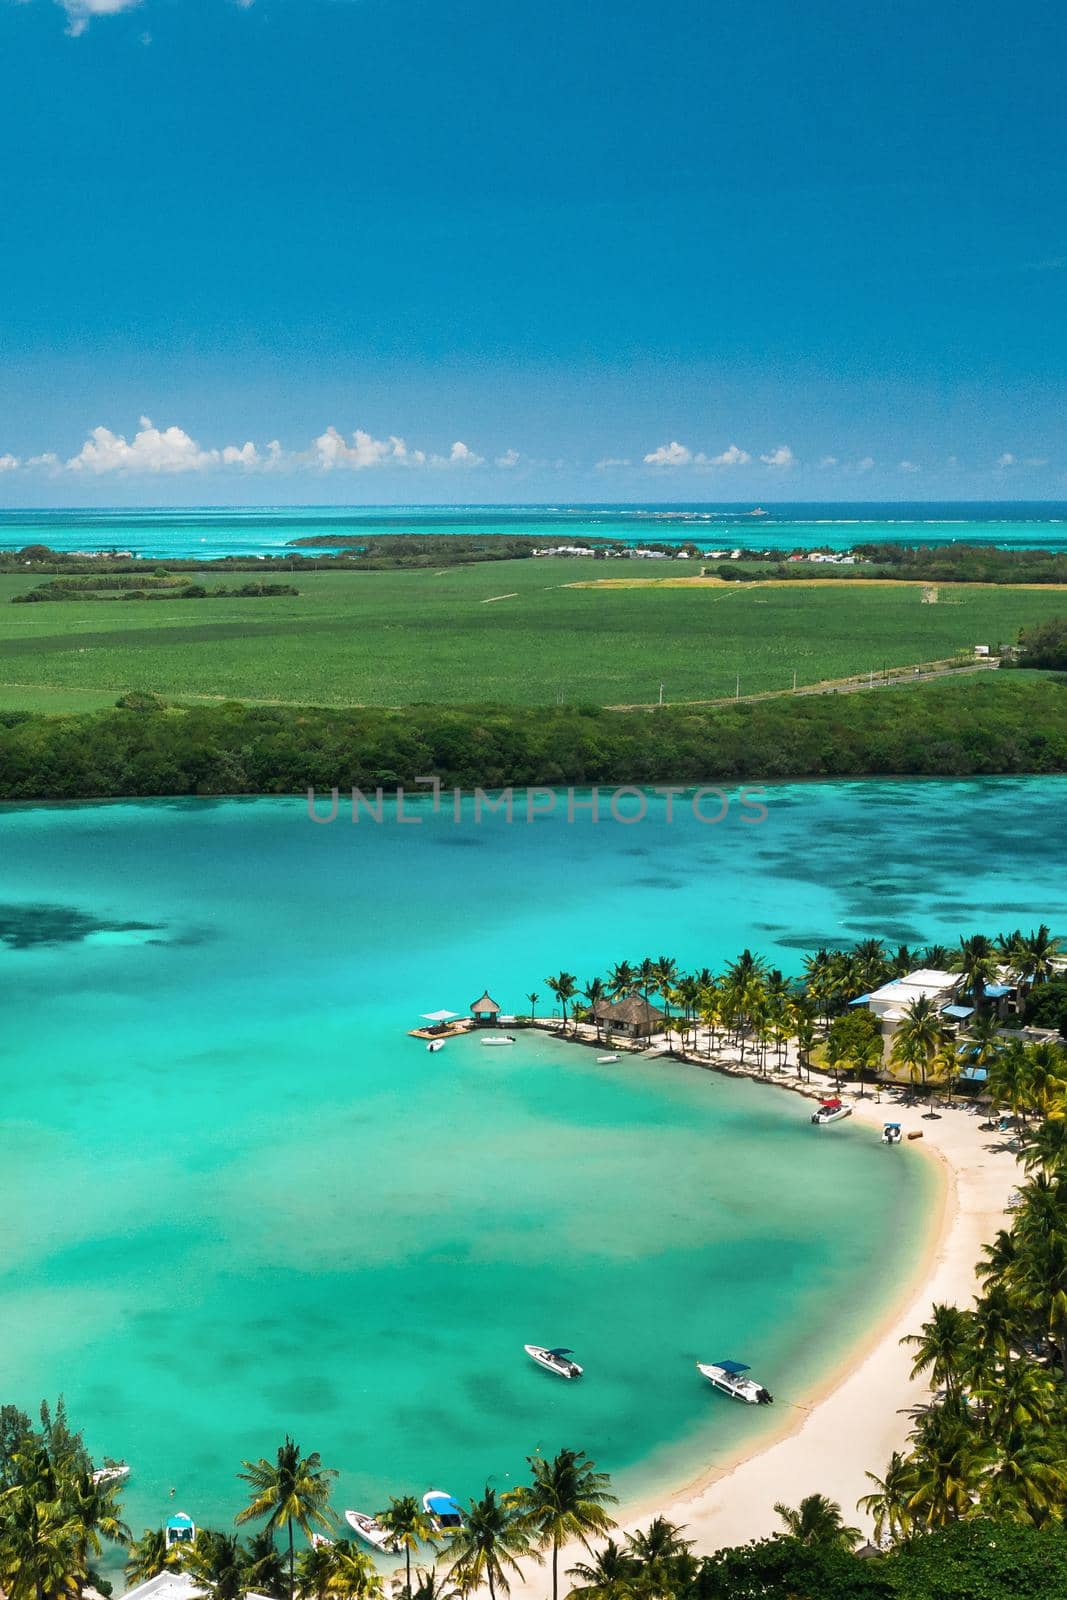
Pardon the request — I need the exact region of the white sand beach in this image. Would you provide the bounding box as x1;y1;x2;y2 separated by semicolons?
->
515;1024;1022;1579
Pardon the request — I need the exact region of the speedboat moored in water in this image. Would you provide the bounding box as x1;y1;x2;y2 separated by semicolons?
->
91;1462;130;1486
596;1054;619;1063
344;1510;393;1551
165;1512;197;1550
427;1039;445;1052
811;1097;852;1126
481;1035;516;1047
697;1360;773;1405
524;1343;584;1379
882;1122;903;1144
423;1490;464;1532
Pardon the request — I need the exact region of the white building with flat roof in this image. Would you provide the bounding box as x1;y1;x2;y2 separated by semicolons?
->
865;968;960;1024
123;1576;275;1600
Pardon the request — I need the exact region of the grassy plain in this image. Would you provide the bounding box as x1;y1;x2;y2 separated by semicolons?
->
0;561;1063;711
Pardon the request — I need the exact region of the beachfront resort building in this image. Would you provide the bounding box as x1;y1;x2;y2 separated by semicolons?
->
856;968;962;1055
123;1576;274;1600
592;996;667;1039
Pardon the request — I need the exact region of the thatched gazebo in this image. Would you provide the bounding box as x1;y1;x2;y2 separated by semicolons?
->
470;989;502;1027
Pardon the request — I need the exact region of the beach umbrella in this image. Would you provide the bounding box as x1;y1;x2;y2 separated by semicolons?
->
421;1009;460;1022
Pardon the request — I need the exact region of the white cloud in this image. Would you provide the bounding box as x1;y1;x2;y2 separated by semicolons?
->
495;448;521;469
25;453;61;471
709;443;751;466
310;427;485;472
819;455;838;469
0;454;20;473
221;442;260;468
1025;456;1049;467
67;418;229;475
856;456;875;473
595;457;632;470
996;452;1016;468
444;440;483;467
760;445;796;468
899;459;921;473
643;441;692;466
61;0;143;37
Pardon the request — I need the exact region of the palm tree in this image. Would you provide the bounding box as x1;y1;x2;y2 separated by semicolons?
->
905;1410;992;1527
901;1303;974;1398
508;1449;616;1600
68;1466;131;1572
188;1530;247;1600
0;1441;85;1600
857;1453;915;1546
566;1540;639;1600
244;1528;287;1597
376;1495;435;1599
526;993;539;1023
622;1518;693;1596
236;1437;337;1600
323;1540;383;1598
126;1527;180;1585
651;957;679;1016
444;1487;538;1600
954;933;1000;1009
410;1566;460;1600
583;978;607;1042
296;1542;337;1600
1014;924;1061;992
606;962;636;1001
635;958;657;1011
1022;1117;1067;1173
890;995;943;1092
545;973;578;1033
773;1493;860;1550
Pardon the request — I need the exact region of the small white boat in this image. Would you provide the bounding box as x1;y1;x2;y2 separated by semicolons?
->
310;1533;333;1549
423;1490;464;1532
697;1360;773;1405
811;1097;852;1126
344;1510;392;1551
427;1039;445;1053
524;1343;583;1379
165;1512;196;1550
596;1054;619;1064
882;1122;903;1145
481;1035;516;1047
91;1462;130;1486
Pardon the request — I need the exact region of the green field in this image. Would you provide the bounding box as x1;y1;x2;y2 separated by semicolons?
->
0;562;1062;711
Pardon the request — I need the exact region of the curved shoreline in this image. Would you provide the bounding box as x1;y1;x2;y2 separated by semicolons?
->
513;1036;1021;1588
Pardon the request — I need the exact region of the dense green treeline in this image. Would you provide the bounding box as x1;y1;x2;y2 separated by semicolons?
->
0;675;1064;800
13;580;300;603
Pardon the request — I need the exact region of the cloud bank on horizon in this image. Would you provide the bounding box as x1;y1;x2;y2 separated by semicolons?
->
0;418;1048;485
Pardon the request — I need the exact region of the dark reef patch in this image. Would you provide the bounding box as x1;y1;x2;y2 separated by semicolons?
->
0;902;163;950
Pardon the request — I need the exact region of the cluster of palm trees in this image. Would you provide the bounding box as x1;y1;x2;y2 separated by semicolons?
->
93;1442;618;1600
0;1399;131;1600
540;926;1063;1097
860;1136;1067;1539
543;951;817;1073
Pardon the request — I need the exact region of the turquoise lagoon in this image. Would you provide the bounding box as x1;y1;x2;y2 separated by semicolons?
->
1;778;1063;1570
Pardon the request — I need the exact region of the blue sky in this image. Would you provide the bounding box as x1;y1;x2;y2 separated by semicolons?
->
1;0;1066;504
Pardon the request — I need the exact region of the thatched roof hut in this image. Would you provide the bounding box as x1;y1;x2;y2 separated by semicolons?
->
592;997;666;1037
470;989;502;1023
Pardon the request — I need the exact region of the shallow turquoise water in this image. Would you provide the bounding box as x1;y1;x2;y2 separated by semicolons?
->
2;503;1066;558
1;777;1063;1577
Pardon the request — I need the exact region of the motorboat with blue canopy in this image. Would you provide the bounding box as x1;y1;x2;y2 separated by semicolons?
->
423;1490;464;1531
697;1359;773;1404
